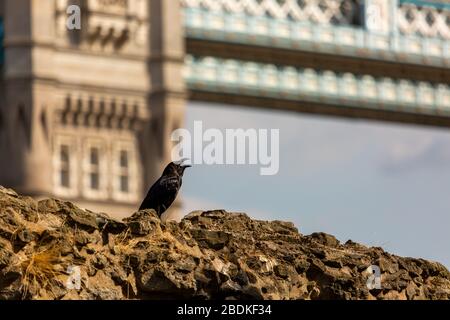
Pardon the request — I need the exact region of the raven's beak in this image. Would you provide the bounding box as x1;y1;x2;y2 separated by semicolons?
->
174;158;192;167
181;158;192;168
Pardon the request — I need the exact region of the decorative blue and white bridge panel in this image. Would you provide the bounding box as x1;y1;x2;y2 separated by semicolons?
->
181;0;450;126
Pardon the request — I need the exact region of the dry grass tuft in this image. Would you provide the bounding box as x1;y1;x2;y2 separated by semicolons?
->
20;246;67;299
117;227;131;244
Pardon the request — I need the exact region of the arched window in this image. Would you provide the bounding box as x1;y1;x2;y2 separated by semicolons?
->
53;136;78;198
83;140;107;200
89;147;100;190
60;145;71;188
113;141;138;202
118;150;129;192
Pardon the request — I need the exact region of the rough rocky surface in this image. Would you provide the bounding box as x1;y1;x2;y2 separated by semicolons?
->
0;186;449;300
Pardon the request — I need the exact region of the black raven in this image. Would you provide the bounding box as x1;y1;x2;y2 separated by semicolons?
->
139;158;191;217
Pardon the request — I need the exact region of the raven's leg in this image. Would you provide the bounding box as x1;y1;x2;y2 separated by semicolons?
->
159;204;168;217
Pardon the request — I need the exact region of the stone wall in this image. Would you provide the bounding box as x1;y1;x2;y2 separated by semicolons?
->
0;186;449;300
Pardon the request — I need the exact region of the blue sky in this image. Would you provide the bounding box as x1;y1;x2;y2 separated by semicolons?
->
182;102;450;269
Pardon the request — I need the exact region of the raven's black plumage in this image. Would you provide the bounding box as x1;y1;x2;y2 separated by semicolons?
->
139;159;191;217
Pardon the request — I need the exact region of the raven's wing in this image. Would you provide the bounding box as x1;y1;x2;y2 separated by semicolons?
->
139;176;181;211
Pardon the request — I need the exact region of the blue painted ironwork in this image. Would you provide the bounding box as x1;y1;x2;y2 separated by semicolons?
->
183;7;449;68
185;55;450;115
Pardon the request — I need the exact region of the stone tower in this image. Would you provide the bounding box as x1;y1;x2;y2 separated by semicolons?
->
0;0;186;220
